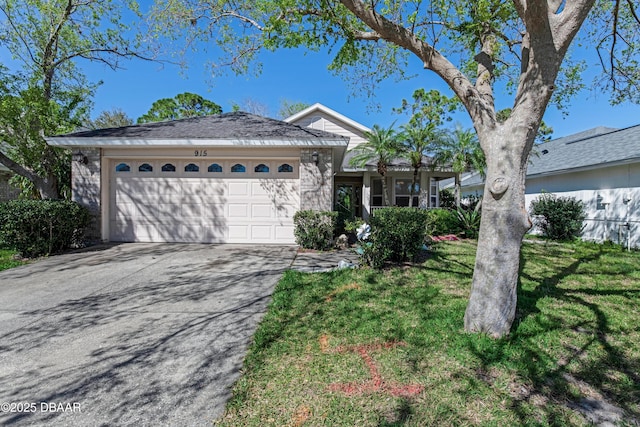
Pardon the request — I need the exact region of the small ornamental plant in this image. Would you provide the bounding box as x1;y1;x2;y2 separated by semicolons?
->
293;210;338;250
530;193;586;240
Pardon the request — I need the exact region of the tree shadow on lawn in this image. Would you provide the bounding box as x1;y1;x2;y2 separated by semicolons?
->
468;243;640;425
0;245;293;426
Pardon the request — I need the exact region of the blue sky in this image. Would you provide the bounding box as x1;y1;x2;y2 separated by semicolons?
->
83;33;640;140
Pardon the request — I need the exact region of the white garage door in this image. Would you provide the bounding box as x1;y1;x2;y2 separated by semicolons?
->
109;159;299;243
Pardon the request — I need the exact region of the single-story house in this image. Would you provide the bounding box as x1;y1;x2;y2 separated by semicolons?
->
459;125;640;248
46;104;456;244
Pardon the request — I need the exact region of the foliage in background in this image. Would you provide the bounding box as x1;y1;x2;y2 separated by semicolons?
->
530;193;587;241
293;210;337;250
439;188;456;209
394;89;456;207
348;124;402;207
0;77;81;199
137;92;222;123
86;108;134;129
360;207;428;268
278;99;310;119
433;125;485;207
0;199;90;257
0;0;149;199
424;208;460;237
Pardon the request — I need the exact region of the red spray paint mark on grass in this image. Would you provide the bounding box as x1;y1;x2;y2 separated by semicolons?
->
323;339;424;397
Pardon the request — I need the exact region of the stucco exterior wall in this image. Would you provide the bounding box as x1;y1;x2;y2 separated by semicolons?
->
300;147;333;211
71;148;102;242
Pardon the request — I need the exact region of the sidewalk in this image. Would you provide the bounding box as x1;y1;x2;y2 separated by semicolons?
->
289;248;360;273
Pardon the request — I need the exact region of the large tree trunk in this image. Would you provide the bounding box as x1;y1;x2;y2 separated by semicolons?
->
464;125;533;337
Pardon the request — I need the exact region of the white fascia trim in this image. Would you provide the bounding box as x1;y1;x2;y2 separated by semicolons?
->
46;137;349;148
284;103;371;133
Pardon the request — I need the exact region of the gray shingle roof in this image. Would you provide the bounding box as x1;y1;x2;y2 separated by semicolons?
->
53;112;348;141
462;124;640;187
526;125;640;176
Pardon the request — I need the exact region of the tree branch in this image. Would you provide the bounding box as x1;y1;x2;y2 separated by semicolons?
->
353;30;381;40
338;0;492;125
0;3;37;66
0;149;39;182
552;0;596;52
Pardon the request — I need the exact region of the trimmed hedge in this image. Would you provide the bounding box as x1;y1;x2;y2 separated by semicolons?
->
530;193;586;240
0;200;90;257
363;207;428;268
425;208;460;237
293;210;338;250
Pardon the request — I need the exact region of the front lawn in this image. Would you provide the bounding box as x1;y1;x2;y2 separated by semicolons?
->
0;248;26;271
219;240;640;426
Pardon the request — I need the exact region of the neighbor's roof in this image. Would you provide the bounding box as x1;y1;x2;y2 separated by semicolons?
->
46;111;349;147
462;124;640;188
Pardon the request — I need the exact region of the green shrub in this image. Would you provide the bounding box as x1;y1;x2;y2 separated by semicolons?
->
456;204;482;239
438;189;456;209
0;199;91;258
343;217;365;234
530;193;586;240
361;207;428;268
425;209;460;237
293;210;338;250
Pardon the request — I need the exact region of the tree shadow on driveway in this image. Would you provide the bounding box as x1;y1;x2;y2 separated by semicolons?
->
0;244;296;426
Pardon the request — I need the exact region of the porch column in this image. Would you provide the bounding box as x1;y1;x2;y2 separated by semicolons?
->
362;171;371;219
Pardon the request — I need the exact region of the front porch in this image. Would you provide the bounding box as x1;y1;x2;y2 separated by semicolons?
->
334;169;458;220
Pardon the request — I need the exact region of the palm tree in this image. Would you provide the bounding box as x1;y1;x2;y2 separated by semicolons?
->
349;124;401;207
399;123;446;207
433;125;486;207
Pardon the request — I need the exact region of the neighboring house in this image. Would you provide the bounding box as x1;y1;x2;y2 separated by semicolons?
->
46;105;456;244
0;163;20;202
460;125;640;248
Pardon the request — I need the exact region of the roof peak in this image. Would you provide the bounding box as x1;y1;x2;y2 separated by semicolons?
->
285;103;371;133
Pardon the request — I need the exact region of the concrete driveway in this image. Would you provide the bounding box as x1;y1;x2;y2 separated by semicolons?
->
0;243;297;426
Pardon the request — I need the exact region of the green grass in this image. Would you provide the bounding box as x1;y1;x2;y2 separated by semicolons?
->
218;240;640;426
0;248;26;271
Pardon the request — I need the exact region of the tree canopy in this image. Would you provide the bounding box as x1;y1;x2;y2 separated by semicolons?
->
87;108;134;130
0;0;149;199
137;92;222;123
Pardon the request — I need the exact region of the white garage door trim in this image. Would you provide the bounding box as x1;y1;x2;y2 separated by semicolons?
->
109;159;300;244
